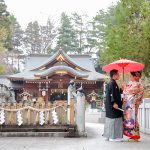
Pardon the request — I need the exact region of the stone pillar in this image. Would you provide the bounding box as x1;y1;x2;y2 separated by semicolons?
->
76;87;86;136
70;98;75;124
67;86;71;124
67;80;76;124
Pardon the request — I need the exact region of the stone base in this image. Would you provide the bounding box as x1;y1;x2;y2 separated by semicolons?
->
0;125;74;137
98;118;105;124
88;108;99;113
0;132;69;137
98;111;106;124
78;131;87;137
85;109;106;124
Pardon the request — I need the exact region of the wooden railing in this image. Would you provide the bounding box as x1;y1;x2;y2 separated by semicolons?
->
0;101;75;127
138;98;150;134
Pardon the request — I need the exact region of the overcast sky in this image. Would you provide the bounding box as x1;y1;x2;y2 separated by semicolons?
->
5;0;118;28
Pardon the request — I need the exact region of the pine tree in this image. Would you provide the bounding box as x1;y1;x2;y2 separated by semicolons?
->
71;13;88;54
24;21;42;54
8;15;24;71
57;12;78;53
0;0;12;51
99;0;150;76
87;10;107;53
0;0;13;74
10;15;23;50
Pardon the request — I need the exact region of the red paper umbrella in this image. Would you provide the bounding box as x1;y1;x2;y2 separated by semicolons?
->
102;59;144;80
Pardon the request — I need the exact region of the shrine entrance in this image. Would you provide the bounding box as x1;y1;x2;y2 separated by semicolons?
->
49;91;67;103
48;79;68;103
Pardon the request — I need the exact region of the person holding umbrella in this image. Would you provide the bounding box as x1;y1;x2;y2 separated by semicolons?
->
103;69;123;142
123;71;144;142
102;58;145;142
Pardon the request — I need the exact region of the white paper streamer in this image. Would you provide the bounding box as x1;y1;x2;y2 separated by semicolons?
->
52;110;58;124
17;110;23;126
0;110;5;125
39;111;45;125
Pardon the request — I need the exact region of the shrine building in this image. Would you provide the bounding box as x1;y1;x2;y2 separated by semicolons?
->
7;50;106;103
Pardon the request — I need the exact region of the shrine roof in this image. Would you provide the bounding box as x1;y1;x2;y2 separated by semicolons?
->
7;70;41;80
25;50;95;72
7;69;106;81
8;50;107;81
34;65;88;78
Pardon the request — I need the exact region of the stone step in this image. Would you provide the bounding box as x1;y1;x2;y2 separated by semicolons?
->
0;125;78;137
0;132;69;137
0;127;68;132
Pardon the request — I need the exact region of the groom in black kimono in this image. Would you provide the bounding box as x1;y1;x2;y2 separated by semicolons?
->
103;69;123;142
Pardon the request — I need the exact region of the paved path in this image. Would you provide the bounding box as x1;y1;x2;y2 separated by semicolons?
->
0;123;150;150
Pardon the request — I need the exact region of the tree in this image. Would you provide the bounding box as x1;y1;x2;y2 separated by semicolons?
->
139;14;150;76
0;0;12;51
24;21;41;54
99;0;150;76
70;13;88;53
10;15;23;50
24;19;56;54
7;15;24;71
84;10;107;54
0;27;8;51
57;12;78;53
0;0;13;74
40;18;56;54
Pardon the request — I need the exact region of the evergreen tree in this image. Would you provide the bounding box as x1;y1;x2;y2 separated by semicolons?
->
57;12;78;53
24;21;41;54
8;15;24;71
0;0;13;74
71;13;87;53
86;10;107;54
0;0;12;51
0;26;7;51
99;0;150;76
10;15;23;50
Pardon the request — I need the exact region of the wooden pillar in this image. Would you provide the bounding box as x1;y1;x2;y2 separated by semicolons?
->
38;82;41;97
38;90;41;97
45;90;49;104
45;82;49;104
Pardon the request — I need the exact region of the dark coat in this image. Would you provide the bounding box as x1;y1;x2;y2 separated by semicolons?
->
105;79;123;119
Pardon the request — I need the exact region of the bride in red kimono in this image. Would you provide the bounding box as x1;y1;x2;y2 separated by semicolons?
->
123;71;144;142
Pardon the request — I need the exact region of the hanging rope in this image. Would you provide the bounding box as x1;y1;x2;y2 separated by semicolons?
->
0;105;67;112
0;104;67;126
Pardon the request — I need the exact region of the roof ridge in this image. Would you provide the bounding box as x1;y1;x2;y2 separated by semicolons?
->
30;50;90;72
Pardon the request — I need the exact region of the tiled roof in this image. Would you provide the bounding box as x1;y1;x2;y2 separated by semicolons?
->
25;50;95;71
8;50;106;81
35;65;88;78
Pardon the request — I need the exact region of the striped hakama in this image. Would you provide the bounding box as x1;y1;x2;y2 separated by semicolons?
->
104;117;123;139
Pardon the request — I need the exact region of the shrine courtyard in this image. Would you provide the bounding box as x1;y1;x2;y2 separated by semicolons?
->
0;123;150;150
